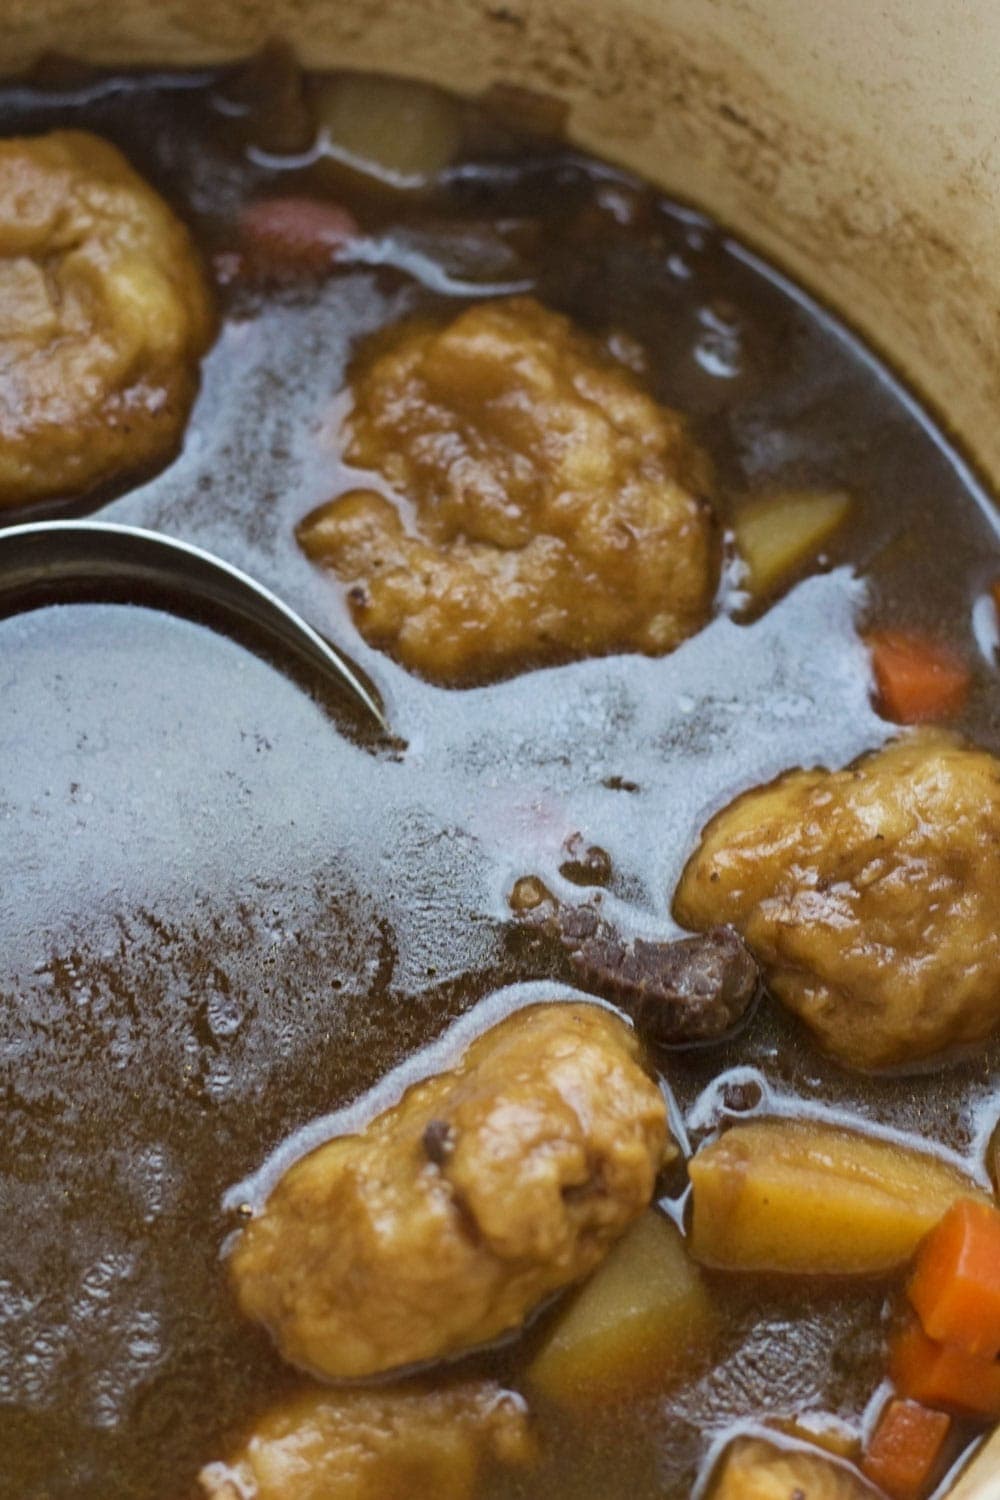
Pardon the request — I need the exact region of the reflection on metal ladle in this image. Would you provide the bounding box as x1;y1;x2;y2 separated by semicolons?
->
0;521;388;736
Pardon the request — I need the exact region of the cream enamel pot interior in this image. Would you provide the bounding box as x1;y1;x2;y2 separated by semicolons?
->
4;0;1000;493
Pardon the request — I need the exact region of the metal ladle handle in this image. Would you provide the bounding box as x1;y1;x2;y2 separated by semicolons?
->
0;520;389;737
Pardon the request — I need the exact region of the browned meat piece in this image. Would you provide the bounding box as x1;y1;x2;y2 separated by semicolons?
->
198;1380;534;1500
674;730;1000;1069
511;877;760;1046
0;131;214;507
296;295;715;683
710;1437;879;1500
230;1002;671;1379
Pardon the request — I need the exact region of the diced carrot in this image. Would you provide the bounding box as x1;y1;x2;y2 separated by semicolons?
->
889;1319;1000;1420
862;1398;951;1500
907;1199;1000;1360
239;196;358;278
867;629;970;725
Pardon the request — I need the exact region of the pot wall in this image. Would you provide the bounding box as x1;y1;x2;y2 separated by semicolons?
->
4;0;999;489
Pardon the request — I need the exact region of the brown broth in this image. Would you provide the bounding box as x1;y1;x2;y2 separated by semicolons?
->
1;61;999;1500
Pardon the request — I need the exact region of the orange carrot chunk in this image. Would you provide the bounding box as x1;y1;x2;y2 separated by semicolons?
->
239;196;358;278
867;629;970;724
889;1319;1000;1420
862;1398;951;1500
908;1199;1000;1361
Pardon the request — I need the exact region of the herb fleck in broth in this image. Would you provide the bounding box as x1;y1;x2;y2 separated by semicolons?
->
1;59;999;1500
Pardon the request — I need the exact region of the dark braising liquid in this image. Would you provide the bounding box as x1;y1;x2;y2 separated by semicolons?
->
1;61;998;1500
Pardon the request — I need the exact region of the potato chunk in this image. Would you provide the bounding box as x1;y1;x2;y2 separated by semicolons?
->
198;1380;533;1500
674;731;1000;1069
230;1003;670;1379
297;296;715;683
710;1436;879;1500
733;489;851;598
689;1118;987;1275
0;131;213;507
527;1209;715;1406
311;73;463;189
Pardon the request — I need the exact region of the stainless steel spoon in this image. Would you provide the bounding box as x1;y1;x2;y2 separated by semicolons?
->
0;520;388;735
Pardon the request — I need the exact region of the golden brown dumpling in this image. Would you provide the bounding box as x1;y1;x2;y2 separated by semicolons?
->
298;296;715;683
674;730;1000;1069
0;130;214;507
230;1002;671;1379
199;1381;534;1500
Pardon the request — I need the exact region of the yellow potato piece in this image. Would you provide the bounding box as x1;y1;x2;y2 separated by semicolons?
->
526;1210;715;1407
772;1414;860;1462
734;490;851;597
710;1436;879;1500
312;73;462;188
689;1117;988;1275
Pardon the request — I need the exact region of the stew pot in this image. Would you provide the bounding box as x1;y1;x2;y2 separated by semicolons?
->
4;0;999;491
3;2;998;1496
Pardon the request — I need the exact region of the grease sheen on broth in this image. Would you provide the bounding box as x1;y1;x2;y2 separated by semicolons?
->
1;60;1000;1500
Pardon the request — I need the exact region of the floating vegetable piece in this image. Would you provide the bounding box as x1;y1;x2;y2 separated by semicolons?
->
526;1210;715;1407
771;1413;860;1461
689;1118;987;1275
709;1435;879;1500
861;1398;951;1500
907;1199;1000;1360
311;72;463;189
733;489;851;598
889;1320;1000;1421
239;196;359;279
867;629;970;724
